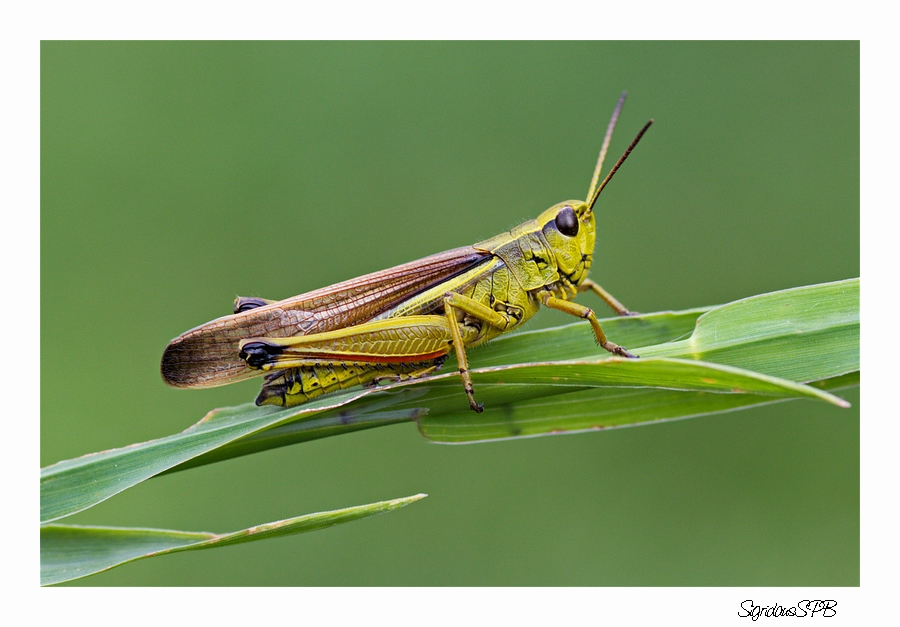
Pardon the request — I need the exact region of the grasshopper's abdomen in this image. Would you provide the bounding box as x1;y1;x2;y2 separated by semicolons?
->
255;360;444;407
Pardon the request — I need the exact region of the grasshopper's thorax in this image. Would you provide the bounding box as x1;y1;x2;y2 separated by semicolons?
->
475;200;595;299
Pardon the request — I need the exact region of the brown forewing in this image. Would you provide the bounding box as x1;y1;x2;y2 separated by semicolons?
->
161;246;491;388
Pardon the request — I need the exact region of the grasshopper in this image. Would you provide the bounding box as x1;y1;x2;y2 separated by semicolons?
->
161;93;652;413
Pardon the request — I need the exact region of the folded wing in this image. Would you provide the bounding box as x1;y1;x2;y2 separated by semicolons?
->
161;246;492;388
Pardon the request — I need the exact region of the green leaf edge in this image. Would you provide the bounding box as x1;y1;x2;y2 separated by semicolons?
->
417;371;858;443
40;493;426;586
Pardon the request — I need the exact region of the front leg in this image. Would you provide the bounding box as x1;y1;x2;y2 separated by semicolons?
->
540;293;638;358
577;279;636;316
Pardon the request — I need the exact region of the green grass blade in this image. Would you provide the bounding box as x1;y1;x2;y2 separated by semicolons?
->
175;356;848;470
418;372;858;443
639;278;859;382
41;494;426;586
166;403;426;474
40;389;417;523
471;358;847;404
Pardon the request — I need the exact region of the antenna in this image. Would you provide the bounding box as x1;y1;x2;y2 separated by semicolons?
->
587;118;654;213
586;91;628;203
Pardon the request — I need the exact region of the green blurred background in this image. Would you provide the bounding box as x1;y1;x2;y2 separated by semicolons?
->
41;42;859;586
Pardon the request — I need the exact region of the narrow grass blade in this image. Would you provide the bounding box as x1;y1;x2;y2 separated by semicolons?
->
167;402;425;474
40;388;408;523
418;372;858;443
170;356;847;471
41;494;426;586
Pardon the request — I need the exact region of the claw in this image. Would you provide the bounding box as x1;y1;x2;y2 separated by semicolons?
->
602;341;638;359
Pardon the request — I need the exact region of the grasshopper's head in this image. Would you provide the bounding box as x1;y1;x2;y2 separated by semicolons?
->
536;201;596;287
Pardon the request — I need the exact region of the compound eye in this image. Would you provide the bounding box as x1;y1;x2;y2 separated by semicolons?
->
234;297;272;314
555;206;579;237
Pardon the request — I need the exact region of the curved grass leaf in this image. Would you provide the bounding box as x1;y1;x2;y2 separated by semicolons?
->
639;278;859;382
41;494;426;586
41;362;838;522
40;390;420;523
41;280;858;522
417;371;858;442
